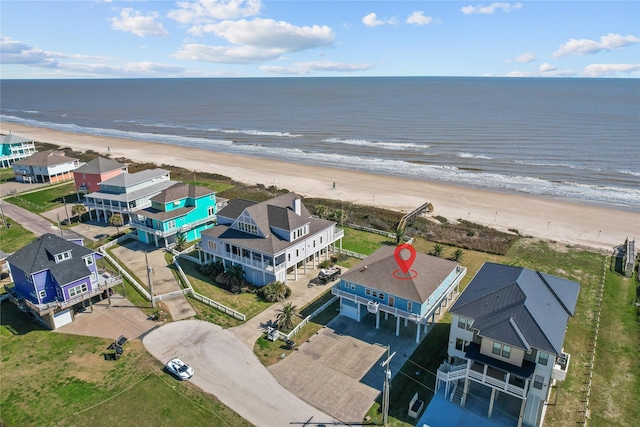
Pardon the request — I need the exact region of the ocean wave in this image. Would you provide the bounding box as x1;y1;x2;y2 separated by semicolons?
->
617;169;640;177
514;159;602;172
458;152;493;160
221;129;302;137
323;138;428;151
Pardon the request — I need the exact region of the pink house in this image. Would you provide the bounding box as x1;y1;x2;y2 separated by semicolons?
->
73;156;127;196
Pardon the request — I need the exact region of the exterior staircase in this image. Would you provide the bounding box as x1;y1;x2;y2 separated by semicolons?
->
451;379;464;406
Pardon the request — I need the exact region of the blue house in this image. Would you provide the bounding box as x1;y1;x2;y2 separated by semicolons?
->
131;182;224;248
5;233;122;329
332;245;467;343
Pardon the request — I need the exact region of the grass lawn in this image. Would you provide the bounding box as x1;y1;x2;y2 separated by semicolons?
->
5;182;79;213
0;219;37;252
340;226;392;255
179;258;273;324
0;302;252;427
366;238;640;427
0;167;15;183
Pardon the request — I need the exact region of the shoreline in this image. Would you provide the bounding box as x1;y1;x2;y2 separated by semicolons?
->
2;122;638;252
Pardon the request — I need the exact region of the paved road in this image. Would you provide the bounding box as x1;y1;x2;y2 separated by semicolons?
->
0;200;58;236
143;320;343;427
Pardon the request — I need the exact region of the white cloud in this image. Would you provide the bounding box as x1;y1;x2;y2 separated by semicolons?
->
174;43;283;63
362;12;397;27
553;33;639;58
506;52;537;63
260;60;373;75
0;36;184;77
461;2;523;15
199;18;335;52
538;62;556;72
582;63;640;77
406;11;434;26
168;0;262;28
109;8;168;37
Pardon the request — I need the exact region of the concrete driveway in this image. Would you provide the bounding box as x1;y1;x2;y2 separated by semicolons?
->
143;320;343;427
56;294;159;340
268;313;424;424
111;239;196;321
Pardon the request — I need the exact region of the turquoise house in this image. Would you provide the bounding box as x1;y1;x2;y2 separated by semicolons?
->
332;245;467;343
131;182;222;248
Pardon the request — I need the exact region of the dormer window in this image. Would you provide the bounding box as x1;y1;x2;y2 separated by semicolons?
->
54;251;72;263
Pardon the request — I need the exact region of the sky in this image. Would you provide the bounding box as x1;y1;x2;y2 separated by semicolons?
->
1;0;639;79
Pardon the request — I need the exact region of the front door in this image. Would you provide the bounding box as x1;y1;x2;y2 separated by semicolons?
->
388;296;395;307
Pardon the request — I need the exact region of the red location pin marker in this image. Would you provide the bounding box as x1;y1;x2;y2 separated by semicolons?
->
394;244;416;274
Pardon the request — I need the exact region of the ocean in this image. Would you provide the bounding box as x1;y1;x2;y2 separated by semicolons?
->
1;77;639;210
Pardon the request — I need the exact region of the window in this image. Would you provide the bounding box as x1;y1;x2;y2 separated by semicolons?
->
492;342;511;358
84;257;94;266
407;301;413;311
458;316;473;330
55;251;71;263
296;249;299;257
320;236;323;244
455;338;465;351
533;375;544;389
207;241;217;251
365;288;371;296
242;249;250;258
493;342;502;356
68;283;88;298
538;351;549;366
502;345;511;358
208;206;215;216
378;293;384;300
351;283;356;290
167;219;176;229
90;271;98;283
39;290;46;299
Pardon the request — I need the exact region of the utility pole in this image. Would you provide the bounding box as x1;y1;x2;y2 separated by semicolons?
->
57;214;63;237
381;345;396;426
63;195;70;225
145;252;155;308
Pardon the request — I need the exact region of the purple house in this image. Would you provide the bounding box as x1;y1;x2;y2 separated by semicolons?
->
5;233;122;329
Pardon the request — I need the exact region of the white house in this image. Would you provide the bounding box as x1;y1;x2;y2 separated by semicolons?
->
0;133;37;168
12;150;83;184
436;262;580;427
199;192;344;286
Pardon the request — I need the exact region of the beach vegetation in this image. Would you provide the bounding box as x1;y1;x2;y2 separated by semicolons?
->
0;302;252;427
313;204;328;218
174;232;187;252
449;248;464;262
431;244;444;257
222;264;245;293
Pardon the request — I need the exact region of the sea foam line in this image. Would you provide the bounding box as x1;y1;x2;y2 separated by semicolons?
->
323;137;428;151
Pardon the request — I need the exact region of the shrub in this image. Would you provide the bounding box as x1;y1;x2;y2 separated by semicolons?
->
257;281;292;302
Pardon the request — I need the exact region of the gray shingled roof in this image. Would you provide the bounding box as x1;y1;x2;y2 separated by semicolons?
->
74;156;125;175
14;150;79;167
86;180;176;203
150;182;214;204
6;233;95;287
201;193;334;255
450;262;580;355
340;245;460;303
101;168;169;188
138;206;194;221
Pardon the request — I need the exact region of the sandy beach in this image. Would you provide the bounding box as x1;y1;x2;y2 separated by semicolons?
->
2;122;638;252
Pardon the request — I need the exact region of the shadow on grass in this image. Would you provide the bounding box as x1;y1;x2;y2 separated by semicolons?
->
0;301;48;335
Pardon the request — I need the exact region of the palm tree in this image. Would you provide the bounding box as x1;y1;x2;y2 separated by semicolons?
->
313;204;328;219
258;281;291;302
175;232;187;252
109;213;124;234
275;302;298;331
395;226;406;244
330;209;347;226
223;264;245;293
450;248;465;262
432;244;444;257
71;204;87;223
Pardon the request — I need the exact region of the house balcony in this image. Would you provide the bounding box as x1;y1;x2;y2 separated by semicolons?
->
551;352;571;381
131;215;216;238
332;287;418;321
4;272;122;316
223;252;285;274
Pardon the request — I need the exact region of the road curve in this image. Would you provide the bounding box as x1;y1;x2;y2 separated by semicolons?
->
143;319;342;427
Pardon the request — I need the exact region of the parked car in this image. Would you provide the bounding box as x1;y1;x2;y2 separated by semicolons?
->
165;358;194;380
